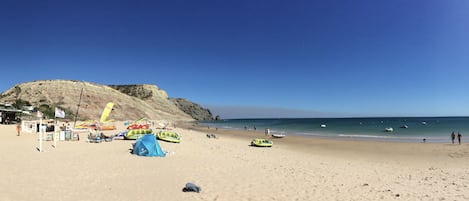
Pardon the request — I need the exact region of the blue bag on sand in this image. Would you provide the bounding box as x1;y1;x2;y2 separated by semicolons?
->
182;183;201;193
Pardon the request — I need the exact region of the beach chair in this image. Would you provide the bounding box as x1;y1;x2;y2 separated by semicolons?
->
44;132;54;141
86;133;102;143
71;132;80;141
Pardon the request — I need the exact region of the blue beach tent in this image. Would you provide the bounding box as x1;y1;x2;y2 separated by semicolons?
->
132;134;166;157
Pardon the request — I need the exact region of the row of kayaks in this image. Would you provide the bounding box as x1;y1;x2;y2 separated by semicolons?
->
124;129;181;143
124;129;273;147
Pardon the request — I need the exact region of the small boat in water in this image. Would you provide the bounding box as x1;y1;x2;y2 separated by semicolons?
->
421;121;427;125
251;139;273;147
320;124;326;128
384;127;394;132
400;125;409;129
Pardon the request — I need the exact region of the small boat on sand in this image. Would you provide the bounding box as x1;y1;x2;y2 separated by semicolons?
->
271;133;286;138
251;139;273;147
156;130;181;143
124;129;153;140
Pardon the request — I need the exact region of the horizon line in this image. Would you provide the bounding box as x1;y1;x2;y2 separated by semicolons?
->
207;116;469;120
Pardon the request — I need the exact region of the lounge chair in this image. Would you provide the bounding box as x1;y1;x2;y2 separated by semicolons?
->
44;132;54;141
87;133;102;143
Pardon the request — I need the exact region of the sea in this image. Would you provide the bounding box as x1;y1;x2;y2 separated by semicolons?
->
199;117;469;143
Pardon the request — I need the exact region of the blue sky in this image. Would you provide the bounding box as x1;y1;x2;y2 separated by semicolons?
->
1;0;468;118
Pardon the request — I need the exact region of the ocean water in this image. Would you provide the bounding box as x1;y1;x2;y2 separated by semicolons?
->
199;117;469;143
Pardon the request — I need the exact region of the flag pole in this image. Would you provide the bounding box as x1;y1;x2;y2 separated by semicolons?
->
39;117;43;152
73;88;84;129
53;117;57;148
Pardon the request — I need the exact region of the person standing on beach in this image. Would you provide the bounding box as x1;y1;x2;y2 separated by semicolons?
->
451;131;456;144
16;120;21;136
265;128;270;136
457;132;462;144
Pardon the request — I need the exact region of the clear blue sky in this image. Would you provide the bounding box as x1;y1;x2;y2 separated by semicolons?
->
1;0;468;118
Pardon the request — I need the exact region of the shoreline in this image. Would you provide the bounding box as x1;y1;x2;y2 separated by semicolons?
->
196;124;457;144
183;122;469;166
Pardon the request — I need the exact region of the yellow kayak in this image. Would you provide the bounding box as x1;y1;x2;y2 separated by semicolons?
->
124;129;153;140
251;139;273;147
156;130;181;143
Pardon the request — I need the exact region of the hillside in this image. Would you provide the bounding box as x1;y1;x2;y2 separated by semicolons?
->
0;80;210;122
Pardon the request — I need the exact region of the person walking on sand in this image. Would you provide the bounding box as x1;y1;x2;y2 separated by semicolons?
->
457;132;462;144
16;121;21;136
451;131;456;144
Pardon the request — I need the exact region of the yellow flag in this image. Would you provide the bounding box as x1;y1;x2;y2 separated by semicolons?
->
99;102;114;123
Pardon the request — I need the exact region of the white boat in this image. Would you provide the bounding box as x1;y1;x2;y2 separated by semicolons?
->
400;125;408;129
271;133;286;138
384;127;394;132
421;121;427;125
320;124;326;128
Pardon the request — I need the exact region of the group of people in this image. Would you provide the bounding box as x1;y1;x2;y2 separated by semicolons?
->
243;126;256;131
451;131;462;144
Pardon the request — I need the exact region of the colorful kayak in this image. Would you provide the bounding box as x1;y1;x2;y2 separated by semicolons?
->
124;129;153;140
127;124;150;130
251;139;273;147
156;130;181;143
100;125;116;130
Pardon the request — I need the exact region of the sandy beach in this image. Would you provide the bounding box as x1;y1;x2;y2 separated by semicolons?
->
1;122;468;201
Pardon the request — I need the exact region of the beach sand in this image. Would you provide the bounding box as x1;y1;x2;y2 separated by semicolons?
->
1;122;468;201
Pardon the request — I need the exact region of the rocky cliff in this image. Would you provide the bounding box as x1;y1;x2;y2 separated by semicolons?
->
0;80;202;122
170;98;214;121
109;85;214;121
